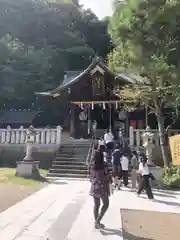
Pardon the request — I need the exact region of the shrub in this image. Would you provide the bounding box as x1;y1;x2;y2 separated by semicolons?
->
162;165;180;188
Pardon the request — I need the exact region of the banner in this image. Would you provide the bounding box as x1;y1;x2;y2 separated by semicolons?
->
169;134;180;165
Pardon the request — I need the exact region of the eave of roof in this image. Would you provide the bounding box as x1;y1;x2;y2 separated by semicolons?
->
35;57;133;97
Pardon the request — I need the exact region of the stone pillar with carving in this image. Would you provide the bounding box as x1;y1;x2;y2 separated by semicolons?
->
142;126;154;166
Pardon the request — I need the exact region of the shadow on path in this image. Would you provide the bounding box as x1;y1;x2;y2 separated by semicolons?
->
100;227;123;237
154;199;180;207
123;231;153;240
156;189;180;195
153;192;177;199
52;181;68;185
140;195;180;207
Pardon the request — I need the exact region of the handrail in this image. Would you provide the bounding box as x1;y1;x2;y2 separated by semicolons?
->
86;138;94;166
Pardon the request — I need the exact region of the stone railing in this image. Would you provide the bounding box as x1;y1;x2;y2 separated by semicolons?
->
129;126;180;148
0;126;62;145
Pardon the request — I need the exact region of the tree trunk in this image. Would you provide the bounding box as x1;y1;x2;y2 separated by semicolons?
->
155;101;169;167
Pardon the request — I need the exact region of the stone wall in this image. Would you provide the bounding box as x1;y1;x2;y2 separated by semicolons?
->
0;144;57;169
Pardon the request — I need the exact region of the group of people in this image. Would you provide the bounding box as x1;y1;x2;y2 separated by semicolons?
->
89;129;154;229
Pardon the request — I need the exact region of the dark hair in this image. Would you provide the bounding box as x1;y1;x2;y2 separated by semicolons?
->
132;150;138;158
115;144;119;149
139;154;147;165
93;150;105;170
123;152;129;157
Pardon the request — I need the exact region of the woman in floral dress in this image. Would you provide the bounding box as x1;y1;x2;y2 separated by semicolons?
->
90;150;112;229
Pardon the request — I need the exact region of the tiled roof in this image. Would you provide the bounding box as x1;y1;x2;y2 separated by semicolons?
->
35;57;148;97
50;57;130;95
60;71;82;89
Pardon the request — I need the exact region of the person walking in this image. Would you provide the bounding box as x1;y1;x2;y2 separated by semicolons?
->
98;136;106;151
120;153;129;187
137;156;154;199
90;150;112;229
112;144;122;190
104;129;114;151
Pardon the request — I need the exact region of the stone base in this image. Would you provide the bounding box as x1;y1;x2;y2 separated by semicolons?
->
131;169;137;189
16;161;40;178
149;166;165;188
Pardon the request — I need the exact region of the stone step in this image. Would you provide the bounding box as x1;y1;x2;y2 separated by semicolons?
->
59;148;89;151
61;144;90;149
51;164;88;170
49;168;88;174
56;153;87;158
53;160;87;166
47;172;88;178
48;141;91;179
57;148;89;155
55;157;86;161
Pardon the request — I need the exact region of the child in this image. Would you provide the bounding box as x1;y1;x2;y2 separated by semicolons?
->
137;156;154;199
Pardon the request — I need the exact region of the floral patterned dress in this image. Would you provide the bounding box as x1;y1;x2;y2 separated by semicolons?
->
90;162;111;198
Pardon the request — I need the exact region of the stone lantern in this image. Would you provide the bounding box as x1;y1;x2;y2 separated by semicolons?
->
16;126;40;178
142;126;154;166
23;125;36;161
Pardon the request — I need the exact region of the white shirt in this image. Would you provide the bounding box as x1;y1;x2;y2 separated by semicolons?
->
120;156;129;171
104;132;114;144
103;152;107;162
139;162;149;176
98;139;105;147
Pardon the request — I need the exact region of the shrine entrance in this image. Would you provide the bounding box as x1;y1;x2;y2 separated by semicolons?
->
92;104;112;129
72;100;127;139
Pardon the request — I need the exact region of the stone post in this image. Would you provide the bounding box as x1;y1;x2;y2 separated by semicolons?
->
92;120;97;139
6;126;11;143
56;126;62;146
142;126;154;166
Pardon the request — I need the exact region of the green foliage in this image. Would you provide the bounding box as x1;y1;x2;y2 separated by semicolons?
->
108;0;180;167
0;0;110;108
162;165;180;188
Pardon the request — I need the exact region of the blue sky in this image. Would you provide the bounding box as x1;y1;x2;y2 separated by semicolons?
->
79;0;113;19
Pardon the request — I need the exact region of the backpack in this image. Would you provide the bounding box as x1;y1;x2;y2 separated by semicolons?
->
112;150;122;166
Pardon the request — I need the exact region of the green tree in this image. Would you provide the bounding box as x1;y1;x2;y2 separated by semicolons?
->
108;0;180;167
0;0;110;108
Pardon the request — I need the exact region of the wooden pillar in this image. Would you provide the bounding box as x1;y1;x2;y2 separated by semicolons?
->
70;104;75;138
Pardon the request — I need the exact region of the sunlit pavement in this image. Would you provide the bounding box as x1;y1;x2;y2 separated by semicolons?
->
0;179;180;240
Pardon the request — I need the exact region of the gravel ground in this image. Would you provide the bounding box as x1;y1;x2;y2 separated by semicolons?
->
121;209;180;240
0;183;43;213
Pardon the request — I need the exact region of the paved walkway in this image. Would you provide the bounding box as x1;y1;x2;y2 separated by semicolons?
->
0;180;180;240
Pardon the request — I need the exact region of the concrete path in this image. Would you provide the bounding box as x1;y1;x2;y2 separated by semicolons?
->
0;180;180;240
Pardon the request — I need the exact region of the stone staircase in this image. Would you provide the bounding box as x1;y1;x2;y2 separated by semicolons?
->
48;140;92;178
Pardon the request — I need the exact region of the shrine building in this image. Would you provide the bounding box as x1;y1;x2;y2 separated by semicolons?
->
36;57;148;139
